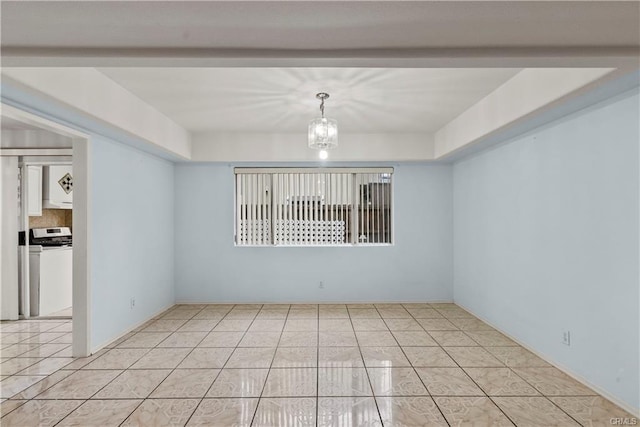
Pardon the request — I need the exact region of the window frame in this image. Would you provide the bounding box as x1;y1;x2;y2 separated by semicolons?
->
234;167;394;247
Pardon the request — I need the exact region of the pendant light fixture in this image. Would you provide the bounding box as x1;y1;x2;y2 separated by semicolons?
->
308;93;338;156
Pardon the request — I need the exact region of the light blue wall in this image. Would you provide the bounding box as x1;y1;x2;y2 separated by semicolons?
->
174;163;453;303
453;90;640;411
91;136;175;349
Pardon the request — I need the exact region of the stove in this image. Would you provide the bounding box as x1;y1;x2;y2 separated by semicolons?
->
25;227;72;247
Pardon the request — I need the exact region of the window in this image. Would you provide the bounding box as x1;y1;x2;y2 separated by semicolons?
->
235;168;393;246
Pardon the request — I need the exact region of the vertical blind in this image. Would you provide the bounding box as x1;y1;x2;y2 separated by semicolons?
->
235;168;393;246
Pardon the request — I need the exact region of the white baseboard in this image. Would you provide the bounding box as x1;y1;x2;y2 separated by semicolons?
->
174;300;455;305
455;301;640;418
90;302;174;353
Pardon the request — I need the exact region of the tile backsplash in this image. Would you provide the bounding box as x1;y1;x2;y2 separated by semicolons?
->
29;209;72;229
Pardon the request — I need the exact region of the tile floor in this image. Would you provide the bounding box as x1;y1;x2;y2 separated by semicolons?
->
0;303;636;426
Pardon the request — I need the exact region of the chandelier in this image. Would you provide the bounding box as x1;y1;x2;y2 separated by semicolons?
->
308;92;338;159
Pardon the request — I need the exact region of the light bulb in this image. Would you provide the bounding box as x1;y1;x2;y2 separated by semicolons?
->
319;150;328;160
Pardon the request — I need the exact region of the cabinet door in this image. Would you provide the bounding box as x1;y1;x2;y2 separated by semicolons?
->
27;166;42;216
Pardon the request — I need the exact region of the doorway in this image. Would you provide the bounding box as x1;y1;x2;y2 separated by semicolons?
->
1;104;91;357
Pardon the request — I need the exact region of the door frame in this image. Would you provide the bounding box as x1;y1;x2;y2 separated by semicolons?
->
1;104;92;357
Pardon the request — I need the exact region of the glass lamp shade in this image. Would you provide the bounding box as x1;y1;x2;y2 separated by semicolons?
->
308;117;338;150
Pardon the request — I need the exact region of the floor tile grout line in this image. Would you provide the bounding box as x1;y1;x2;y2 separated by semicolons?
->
117;304;215;427
376;304;452;427
347;306;385;426
181;303;255;427
247;304;289;427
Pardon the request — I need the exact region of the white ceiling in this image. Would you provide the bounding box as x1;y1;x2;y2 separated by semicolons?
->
98;67;520;133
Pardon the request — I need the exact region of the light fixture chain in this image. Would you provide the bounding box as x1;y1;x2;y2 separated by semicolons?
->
320;97;325;117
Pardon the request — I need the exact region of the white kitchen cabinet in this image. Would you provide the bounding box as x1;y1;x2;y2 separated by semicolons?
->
27;165;42;216
43;165;73;209
29;246;72;317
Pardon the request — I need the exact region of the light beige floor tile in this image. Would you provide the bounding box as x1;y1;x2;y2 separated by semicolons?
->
129;348;191;369
429;331;479;346
318;308;349;319
0;398;26;417
94;369;171;399
161;308;201;319
367;367;428;396
0;399;83;427
549;396;636;426
57;399;141;427
513;367;598;396
150;369;219;398
238;332;282;347
348;309;381;319
142;319;187;332
23;332;68;344
1;357;42;375
51;346;73;358
272;347;318;368
122;398;199;427
444;347;504;367
157;331;208;347
206;368;269;397
319;331;358;347
485;347;550;368
60;349;108;370
263;368;317;397
36;369;121;399
415;368;484;396
355;331;398;347
384;319;423;331
10;369;73;399
177;319;219;332
403;347;458;367
82;348;149;369
378;309;412;319
225;347;276;368
0;344;39;358
318;367;373;397
224;308;260;320
212;319;253;332
401;303;431;309
360;347;411;368
448;318;496;331
465;331;517;347
178;347;233;369
117;332;171;348
406;308;445;319
317;397;382;426
392;331;438;346
319;347;364;368
284;319;318;332
280;331;318;347
253;398;316;427
192;311;225;320
464;368;540;396
493;396;581;426
18;343;69;358
351;319;388;331
435;308;474;319
319;319;353;332
198;331;244;347
435;396;515;426
375;304;404;309
347;304;375;309
248;319;286;332
287;310;319;320
262;304;291;310
16;356;73;375
255;311;288;320
376;396;448;426
417;318;459;331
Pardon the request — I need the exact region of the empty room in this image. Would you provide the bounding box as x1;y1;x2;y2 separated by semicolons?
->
0;1;638;426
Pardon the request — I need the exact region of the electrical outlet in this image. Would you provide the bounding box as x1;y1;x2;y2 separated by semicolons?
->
130;298;136;309
319;281;325;289
562;331;571;346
